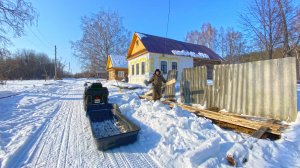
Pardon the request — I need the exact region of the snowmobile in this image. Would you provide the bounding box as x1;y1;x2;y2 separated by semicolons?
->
83;82;108;112
83;82;140;150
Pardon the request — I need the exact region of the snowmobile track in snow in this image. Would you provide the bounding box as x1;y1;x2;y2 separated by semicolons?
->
1;82;158;168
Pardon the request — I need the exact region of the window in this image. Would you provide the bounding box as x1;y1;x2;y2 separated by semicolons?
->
131;65;134;75
136;63;139;75
141;62;145;74
172;62;177;70
161;61;167;74
118;71;124;78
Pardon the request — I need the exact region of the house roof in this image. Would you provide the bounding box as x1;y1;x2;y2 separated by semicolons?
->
109;55;128;68
135;32;224;61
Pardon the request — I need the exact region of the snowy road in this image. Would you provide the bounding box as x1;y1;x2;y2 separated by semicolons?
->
0;79;300;168
0;80;158;168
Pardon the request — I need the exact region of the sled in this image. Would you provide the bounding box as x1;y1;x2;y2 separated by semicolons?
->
87;103;140;150
83;82;140;150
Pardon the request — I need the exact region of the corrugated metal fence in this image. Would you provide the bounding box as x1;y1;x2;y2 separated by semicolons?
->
180;66;207;105
181;57;297;122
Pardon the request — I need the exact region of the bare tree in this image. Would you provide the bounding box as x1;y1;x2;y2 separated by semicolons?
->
241;0;282;59
185;23;218;50
241;0;299;59
224;28;247;63
0;0;37;46
218;27;227;57
71;10;130;77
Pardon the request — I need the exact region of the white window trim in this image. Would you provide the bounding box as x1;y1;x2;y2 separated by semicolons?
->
118;71;124;78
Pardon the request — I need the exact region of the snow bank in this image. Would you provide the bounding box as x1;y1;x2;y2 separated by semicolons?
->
184;137;221;167
0;79;299;168
171;50;210;59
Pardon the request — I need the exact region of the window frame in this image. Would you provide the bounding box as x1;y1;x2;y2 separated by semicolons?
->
131;65;134;75
136;63;139;75
141;62;145;75
160;61;168;74
171;62;178;70
118;71;124;78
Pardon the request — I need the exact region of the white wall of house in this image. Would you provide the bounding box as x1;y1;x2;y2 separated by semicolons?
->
128;53;150;84
151;53;193;81
128;52;194;85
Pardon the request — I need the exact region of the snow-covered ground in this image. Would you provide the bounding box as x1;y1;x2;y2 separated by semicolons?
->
0;79;299;168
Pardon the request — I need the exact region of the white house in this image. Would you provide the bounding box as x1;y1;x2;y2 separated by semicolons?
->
127;32;223;84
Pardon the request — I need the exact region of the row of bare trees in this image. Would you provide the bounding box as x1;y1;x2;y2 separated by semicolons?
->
0;49;65;80
241;0;299;59
186;0;299;62
185;23;247;63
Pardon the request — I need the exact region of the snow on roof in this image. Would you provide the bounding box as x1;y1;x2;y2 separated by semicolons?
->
110;55;128;68
171;50;210;59
134;32;224;61
136;32;147;39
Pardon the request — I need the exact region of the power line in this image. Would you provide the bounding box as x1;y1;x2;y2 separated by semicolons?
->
164;0;171;56
27;26;52;51
35;27;53;47
166;0;171;38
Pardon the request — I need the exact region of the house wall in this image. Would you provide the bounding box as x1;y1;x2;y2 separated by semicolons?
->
128;52;193;84
128;53;150;84
108;68;128;81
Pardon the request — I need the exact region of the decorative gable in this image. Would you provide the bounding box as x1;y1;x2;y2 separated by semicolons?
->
106;56;113;70
127;33;147;60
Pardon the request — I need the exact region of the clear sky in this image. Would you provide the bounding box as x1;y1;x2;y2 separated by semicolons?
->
7;0;299;73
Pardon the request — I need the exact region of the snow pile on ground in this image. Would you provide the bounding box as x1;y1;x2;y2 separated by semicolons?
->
0;79;299;168
107;81;300;167
108;80;143;89
171;50;210;59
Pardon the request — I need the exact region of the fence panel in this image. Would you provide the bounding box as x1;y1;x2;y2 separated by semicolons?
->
164;70;178;99
180;66;207;105
209;57;297;122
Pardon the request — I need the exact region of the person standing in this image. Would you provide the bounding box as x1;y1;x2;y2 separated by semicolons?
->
145;69;167;101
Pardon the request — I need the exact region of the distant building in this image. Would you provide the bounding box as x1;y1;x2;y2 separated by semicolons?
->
127;32;224;84
106;54;128;81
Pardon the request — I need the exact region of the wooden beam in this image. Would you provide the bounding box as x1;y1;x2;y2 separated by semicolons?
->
144;79;176;96
165;79;176;86
251;126;269;139
144;89;153;96
158;98;287;136
139;96;287;137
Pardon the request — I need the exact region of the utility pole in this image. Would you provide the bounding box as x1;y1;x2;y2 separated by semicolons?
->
54;45;57;80
69;62;70;73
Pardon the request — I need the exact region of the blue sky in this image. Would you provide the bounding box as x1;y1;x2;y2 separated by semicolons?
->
8;0;298;73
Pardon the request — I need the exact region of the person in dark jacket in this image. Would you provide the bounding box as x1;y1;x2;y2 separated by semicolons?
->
146;69;167;101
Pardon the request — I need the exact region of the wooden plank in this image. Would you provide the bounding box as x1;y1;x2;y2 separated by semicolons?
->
251;126;269;139
165;100;286;136
165;78;176;86
144;89;153;96
139;94;287;137
144;79;176;96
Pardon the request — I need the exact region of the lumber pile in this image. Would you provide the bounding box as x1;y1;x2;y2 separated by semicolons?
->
139;96;288;138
